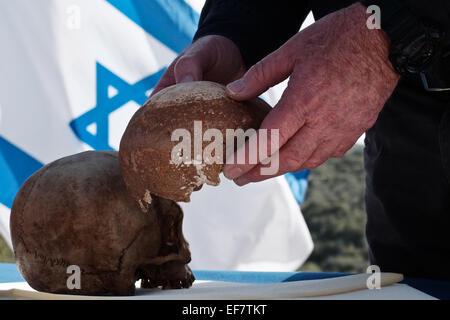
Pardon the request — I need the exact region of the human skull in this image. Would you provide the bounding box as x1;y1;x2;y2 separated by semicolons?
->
119;81;271;203
10;151;194;296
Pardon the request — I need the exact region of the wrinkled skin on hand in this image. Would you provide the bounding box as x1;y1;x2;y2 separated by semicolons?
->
152;35;246;96
223;3;400;185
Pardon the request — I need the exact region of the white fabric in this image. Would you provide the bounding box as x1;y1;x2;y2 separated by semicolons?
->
182;175;313;271
1;273;434;300
1;282;435;300
0;204;11;249
0;0;313;271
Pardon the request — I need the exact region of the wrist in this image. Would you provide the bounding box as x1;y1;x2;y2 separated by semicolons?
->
347;3;400;81
359;0;445;79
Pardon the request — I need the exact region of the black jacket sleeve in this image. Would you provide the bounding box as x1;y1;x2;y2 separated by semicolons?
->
193;0;310;68
403;0;450;46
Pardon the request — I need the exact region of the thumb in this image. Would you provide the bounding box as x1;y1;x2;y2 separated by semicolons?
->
174;54;204;83
226;46;295;101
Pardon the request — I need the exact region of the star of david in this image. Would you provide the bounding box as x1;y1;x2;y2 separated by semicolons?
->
70;62;166;150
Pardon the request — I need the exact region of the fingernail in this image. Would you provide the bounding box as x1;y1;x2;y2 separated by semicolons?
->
227;79;245;95
223;166;243;179
179;74;194;83
234;176;250;186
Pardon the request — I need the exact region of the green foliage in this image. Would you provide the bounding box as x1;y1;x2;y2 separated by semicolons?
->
300;145;369;273
0;233;14;263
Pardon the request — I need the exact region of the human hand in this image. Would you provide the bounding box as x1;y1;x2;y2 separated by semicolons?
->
223;3;400;186
151;35;246;96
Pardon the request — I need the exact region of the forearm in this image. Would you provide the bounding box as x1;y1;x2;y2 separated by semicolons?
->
193;0;310;68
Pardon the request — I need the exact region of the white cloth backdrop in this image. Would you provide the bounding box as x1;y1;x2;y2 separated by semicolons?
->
0;0;313;271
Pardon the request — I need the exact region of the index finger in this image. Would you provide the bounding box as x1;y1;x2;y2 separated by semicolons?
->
223;82;307;180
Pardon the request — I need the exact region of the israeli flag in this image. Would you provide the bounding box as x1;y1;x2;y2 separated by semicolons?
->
0;0;312;271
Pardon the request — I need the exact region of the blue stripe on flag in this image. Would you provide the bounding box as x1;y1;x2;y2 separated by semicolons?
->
69;63;166;151
285;170;310;205
106;0;200;54
0;151;18;209
0;136;43;208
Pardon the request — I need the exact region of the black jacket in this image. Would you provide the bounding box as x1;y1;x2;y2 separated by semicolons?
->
194;0;450;68
192;1;450;281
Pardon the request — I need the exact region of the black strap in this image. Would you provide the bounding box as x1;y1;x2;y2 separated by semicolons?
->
362;0;443;75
